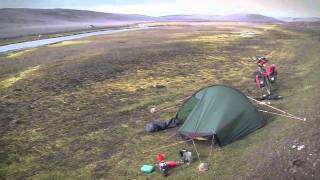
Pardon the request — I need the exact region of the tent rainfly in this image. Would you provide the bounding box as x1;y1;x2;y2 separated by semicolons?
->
176;85;264;146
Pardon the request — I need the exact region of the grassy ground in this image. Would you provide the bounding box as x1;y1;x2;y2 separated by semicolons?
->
0;22;319;179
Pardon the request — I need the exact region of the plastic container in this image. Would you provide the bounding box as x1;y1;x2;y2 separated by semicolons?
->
141;164;154;174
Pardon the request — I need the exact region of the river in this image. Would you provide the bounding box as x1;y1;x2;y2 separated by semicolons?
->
0;25;154;53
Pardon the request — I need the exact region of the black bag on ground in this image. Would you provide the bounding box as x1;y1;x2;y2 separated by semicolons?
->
145;118;178;132
166;118;178;128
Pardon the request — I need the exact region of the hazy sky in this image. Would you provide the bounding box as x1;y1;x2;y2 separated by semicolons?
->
1;0;319;17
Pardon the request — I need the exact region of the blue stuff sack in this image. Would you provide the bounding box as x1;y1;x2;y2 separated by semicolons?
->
141;164;154;173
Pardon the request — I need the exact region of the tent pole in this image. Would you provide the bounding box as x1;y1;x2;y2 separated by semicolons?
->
207;134;215;166
192;139;202;163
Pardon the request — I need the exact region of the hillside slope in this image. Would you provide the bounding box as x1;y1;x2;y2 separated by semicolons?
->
0;8;156;38
160;13;282;22
0;8;155;26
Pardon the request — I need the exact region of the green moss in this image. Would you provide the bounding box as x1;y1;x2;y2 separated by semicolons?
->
6;48;37;58
0;65;40;88
48;40;91;47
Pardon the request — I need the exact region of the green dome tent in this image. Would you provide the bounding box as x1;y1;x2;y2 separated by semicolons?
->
177;85;264;146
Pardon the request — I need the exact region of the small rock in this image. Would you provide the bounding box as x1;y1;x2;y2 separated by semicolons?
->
150;107;157;113
297;145;305;151
292;145;296;149
198;163;209;171
292;159;304;166
29;104;36;109
288;167;297;174
13;88;22;92
152;84;166;89
121;124;129;128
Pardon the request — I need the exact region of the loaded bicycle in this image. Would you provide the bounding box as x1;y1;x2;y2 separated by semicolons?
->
252;56;279;100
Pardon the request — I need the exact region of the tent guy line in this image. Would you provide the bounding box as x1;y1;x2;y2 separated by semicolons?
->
257;109;306;121
247;96;307;121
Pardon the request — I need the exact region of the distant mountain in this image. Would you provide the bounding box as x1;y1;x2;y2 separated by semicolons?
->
220;14;282;22
2;8;318;39
160;14;282;23
3;8;319;27
160;14;219;21
0;8;286;28
0;8;159;38
278;17;320;22
0;8;156;26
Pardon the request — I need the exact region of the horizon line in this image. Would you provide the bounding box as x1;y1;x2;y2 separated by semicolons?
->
1;7;320;19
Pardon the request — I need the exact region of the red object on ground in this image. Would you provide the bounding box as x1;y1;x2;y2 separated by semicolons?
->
157;153;165;161
166;161;177;167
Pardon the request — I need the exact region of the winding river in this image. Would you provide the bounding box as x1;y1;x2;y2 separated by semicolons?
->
0;25;154;53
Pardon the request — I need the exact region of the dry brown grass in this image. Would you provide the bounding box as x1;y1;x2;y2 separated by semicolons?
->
1;22;319;179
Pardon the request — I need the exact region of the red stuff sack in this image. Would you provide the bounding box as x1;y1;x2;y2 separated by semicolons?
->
166;161;177;167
